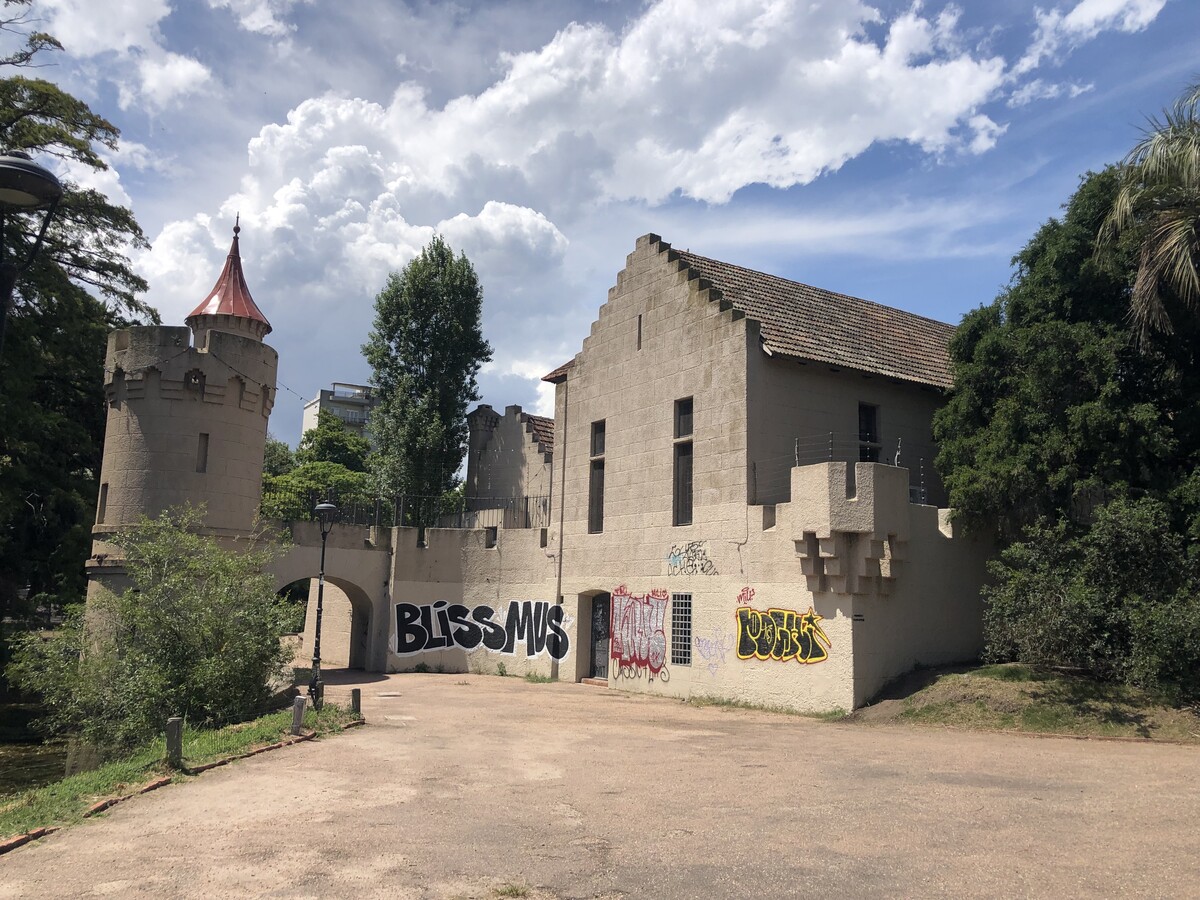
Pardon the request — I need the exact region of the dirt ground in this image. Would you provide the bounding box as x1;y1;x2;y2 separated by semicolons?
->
2;672;1198;899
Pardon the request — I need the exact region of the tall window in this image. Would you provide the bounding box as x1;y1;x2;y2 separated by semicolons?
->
589;420;605;533
673;398;693;526
671;594;692;666
858;403;880;463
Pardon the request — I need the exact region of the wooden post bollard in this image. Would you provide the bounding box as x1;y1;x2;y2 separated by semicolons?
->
291;696;306;735
166;717;183;768
350;688;361;715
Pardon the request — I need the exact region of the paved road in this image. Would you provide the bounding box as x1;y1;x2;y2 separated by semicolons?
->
3;673;1198;899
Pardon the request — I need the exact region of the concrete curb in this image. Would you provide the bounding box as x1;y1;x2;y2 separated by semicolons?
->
0;719;367;857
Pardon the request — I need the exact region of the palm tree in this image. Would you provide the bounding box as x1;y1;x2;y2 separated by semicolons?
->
1099;81;1200;342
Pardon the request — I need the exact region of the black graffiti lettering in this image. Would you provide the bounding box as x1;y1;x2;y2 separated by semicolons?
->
435;601;453;648
447;604;480;647
419;604;449;649
397;601;570;660
546;605;568;660
475;605;507;650
397;603;427;654
504;601;534;654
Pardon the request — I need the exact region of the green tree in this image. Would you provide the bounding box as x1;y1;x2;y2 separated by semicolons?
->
8;507;292;747
262;433;295;477
363;236;492;515
1099;81;1200;341
935;167;1200;699
261;461;372;520
934;169;1193;541
295;410;370;472
0;4;154;658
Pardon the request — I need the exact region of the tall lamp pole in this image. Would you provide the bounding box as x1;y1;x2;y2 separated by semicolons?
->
309;500;338;709
0;150;64;360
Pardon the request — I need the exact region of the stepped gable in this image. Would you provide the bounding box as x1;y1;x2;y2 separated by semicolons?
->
674;247;953;389
524;413;554;456
186;219;272;338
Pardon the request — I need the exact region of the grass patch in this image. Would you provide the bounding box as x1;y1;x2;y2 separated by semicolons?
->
0;703;361;840
686;694;846;720
495;885;529;897
523;672;554;684
859;663;1200;742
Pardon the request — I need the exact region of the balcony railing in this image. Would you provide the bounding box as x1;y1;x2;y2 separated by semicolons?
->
751;431;931;505
261;484;551;529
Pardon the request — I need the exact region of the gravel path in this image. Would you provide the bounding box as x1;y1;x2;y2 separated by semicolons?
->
2;673;1197;898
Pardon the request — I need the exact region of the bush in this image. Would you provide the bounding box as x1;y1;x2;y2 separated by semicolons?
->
8;507;294;748
983;496;1200;701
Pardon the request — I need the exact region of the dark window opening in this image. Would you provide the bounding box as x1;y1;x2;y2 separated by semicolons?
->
97;483;108;524
858;403;880;463
591;419;605;457
485;526;498;548
637;314;643;350
675;397;693;439
589;460;605;533
673;442;693;526
196;433;209;473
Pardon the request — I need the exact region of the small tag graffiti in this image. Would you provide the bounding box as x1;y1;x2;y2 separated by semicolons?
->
736;586;755;605
735;606;831;664
610;585;669;679
694;627;734;677
396;600;569;660
666;541;718;576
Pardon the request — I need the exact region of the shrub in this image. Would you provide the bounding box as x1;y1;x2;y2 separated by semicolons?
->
8;507;293;748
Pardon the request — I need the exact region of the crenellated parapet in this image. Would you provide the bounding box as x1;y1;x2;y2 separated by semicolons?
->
789;461;920;598
104;325;276;418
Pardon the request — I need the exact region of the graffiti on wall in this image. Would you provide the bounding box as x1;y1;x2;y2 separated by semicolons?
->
694;627;734;677
667;541;718;576
610;585;669;680
735;606;831;664
395;600;569;660
736;586;755;605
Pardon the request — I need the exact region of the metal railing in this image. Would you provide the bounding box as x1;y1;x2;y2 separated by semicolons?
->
751;431;929;505
261;485;551;529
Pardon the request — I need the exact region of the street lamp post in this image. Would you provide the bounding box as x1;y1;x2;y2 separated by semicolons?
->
0;150;64;360
309;499;338;710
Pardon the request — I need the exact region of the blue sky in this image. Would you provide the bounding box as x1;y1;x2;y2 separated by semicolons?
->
15;0;1200;443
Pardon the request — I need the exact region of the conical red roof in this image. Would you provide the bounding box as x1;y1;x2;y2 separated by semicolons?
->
186;221;272;335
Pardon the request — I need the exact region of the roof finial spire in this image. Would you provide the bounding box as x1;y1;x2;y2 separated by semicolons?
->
233;212;240;237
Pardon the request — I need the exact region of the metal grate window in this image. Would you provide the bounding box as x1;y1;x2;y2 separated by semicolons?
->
671;593;692;666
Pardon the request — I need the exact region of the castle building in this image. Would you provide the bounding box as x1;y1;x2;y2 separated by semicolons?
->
88;227;987;712
86;223;277;599
275;234;989;712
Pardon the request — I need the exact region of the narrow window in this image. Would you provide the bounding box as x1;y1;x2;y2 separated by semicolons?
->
196;433;209;473
591;419;605;457
589;420;605;533
637;314;643;350
858;403;879;463
673;398;693;526
673;442;693;526
97;483;108;524
589;460;605;533
671;594;692;666
485;526;498;548
675;397;693;439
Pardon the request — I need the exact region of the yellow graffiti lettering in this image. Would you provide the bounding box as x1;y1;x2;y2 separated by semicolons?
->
735;605;830;664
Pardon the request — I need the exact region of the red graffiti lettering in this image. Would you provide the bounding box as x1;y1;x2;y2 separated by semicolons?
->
611;585;668;674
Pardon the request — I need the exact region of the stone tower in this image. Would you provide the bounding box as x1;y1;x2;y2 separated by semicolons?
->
86;222;277;598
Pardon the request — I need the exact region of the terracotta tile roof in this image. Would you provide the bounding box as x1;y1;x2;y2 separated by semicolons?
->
524;413;554;455
677;250;954;389
187;221;272;335
541;359;575;383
